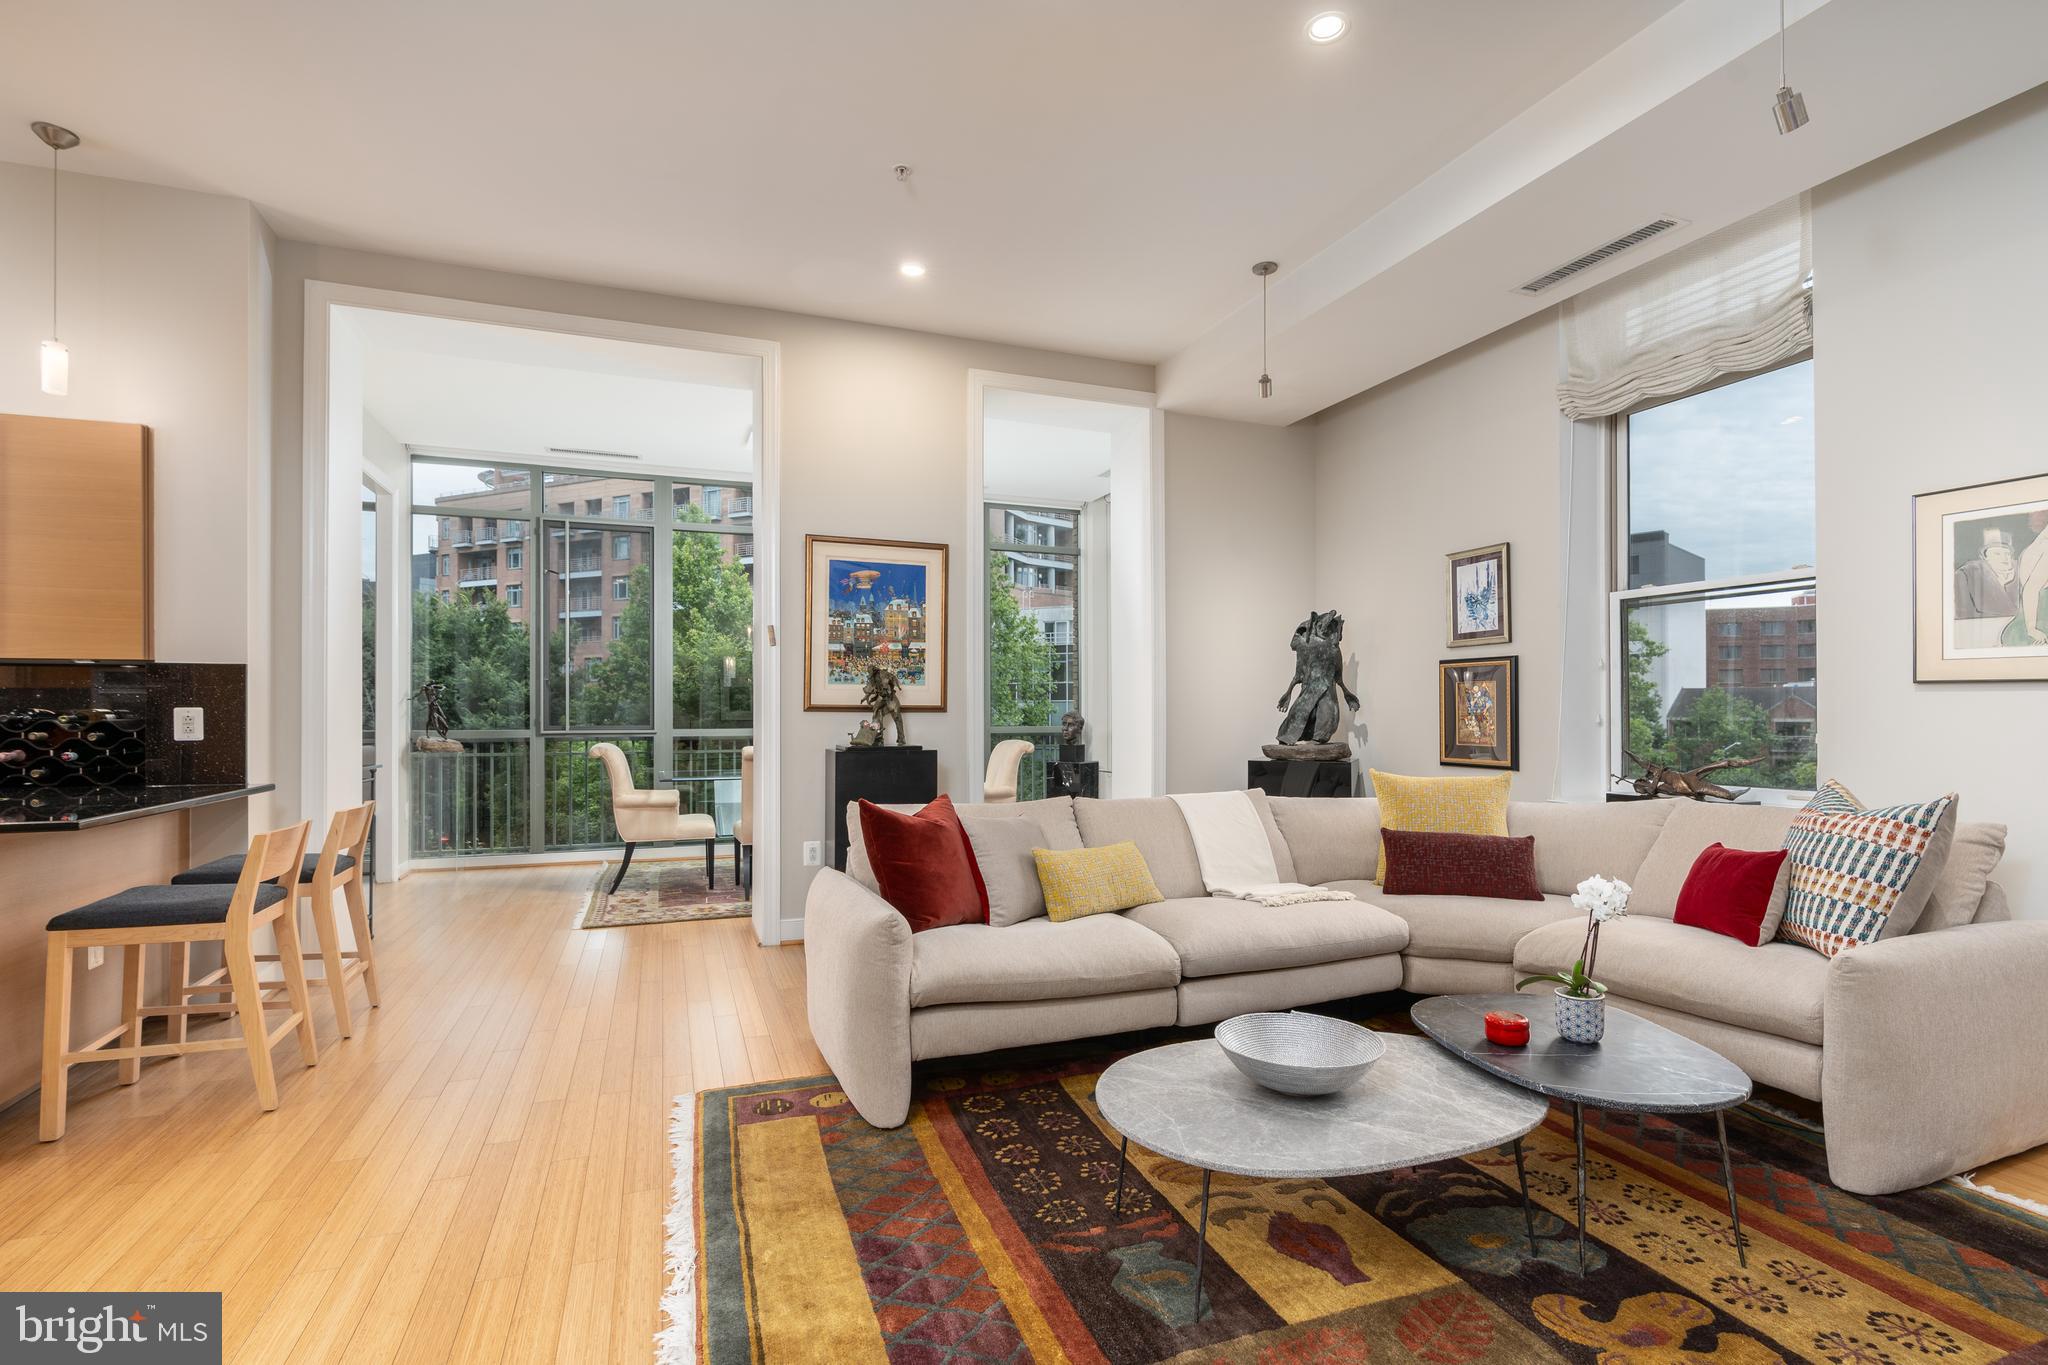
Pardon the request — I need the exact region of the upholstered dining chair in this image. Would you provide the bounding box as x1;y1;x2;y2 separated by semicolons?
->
981;738;1036;804
591;742;718;895
736;744;755;895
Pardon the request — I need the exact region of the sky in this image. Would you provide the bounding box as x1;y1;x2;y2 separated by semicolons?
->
827;559;928;613
1628;360;1815;583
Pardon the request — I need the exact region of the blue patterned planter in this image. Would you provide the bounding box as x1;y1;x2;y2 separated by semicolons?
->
1554;988;1607;1044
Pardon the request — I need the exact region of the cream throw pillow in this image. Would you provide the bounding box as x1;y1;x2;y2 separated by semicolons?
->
1367;770;1512;885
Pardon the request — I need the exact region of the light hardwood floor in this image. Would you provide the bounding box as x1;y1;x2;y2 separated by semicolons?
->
0;861;820;1365
1;862;2042;1364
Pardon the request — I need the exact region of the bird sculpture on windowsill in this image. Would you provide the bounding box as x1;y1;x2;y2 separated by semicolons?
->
1619;750;1762;802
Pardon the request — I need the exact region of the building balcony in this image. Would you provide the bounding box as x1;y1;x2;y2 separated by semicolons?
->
457;573;498;589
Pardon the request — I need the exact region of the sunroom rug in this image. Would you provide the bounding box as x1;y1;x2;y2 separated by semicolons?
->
578;856;748;929
674;1050;2048;1364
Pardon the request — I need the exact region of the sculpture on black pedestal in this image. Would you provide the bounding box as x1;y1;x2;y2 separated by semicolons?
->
1264;609;1358;761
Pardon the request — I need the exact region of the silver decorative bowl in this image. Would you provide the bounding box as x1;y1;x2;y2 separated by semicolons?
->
1215;1012;1385;1096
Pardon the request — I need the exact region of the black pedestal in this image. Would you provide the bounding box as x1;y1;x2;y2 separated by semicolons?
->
1045;759;1100;799
1247;759;1355;799
830;746;939;869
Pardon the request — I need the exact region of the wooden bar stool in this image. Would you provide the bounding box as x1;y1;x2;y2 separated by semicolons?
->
170;802;379;1040
40;820;317;1142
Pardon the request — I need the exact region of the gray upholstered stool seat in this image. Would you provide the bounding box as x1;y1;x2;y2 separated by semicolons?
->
171;852;355;887
47;882;289;932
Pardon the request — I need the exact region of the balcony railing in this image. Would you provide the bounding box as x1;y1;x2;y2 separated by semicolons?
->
990;726;1063;802
409;738;529;857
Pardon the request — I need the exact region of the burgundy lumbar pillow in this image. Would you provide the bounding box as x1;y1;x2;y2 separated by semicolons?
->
859;794;989;932
1674;842;1791;946
1379;829;1543;901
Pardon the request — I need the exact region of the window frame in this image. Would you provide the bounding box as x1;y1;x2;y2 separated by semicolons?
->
983;498;1084;795
1606;353;1816;803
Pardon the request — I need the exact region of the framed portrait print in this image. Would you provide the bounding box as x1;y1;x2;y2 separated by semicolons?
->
1447;542;1512;647
1438;656;1518;769
804;535;949;710
1913;473;2048;682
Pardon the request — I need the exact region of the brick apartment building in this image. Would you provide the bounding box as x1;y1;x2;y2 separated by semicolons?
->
1702;592;1817;687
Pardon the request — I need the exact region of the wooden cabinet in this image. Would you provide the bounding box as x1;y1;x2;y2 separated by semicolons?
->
0;414;152;661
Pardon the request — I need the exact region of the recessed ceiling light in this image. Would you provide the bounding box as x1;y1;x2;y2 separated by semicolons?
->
1306;12;1347;43
899;261;927;278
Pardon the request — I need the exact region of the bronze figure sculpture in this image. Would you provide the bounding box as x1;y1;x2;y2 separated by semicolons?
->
1619;750;1762;802
1265;609;1359;761
412;681;464;752
852;664;908;747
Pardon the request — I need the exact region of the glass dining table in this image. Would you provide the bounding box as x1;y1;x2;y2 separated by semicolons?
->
663;774;743;888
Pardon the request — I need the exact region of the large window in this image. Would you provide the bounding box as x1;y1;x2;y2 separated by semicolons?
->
1614;360;1817;795
407;458;753;857
986;502;1081;797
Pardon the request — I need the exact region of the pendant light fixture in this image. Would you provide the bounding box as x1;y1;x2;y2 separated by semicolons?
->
1252;260;1277;398
31;121;79;396
1770;0;1809;134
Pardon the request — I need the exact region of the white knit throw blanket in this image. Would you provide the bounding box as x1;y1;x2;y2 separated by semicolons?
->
1167;791;1357;907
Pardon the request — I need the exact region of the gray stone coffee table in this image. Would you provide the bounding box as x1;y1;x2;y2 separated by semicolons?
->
1411;993;1754;1275
1093;1033;1550;1323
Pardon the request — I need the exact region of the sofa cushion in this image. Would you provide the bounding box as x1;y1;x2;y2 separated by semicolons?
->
1368;771;1510;883
1335;884;1581;963
958;812;1049;927
1269;796;1380;885
847;796;1081;893
1673;843;1792;947
1916;821;2008;933
1074;797;1206;899
1506;799;1674;897
1243;789;1299;883
1629;801;1799;919
1513;916;1829;1045
1778;782;1955;957
1380;830;1542;900
909;914;1180;1007
1034;842;1166;921
1123;895;1408;978
859;796;987;931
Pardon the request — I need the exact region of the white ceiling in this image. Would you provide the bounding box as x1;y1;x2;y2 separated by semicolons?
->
5;1;2046;424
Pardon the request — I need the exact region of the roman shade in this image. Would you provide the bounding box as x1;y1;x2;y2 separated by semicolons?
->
1557;195;1811;420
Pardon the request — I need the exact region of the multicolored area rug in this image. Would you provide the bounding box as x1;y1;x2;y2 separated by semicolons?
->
684;1046;2048;1364
579;855;748;928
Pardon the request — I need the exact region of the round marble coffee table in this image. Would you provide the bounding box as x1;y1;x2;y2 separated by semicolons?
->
1411;993;1754;1275
1094;1033;1550;1323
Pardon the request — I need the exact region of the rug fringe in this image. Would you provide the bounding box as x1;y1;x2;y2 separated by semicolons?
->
1953;1171;2048;1220
655;1093;699;1365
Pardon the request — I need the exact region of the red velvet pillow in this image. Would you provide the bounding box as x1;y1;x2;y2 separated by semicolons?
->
858;795;989;931
1379;829;1542;901
1674;842;1790;946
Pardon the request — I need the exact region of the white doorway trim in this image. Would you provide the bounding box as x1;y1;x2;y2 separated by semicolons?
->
964;370;1164;801
301;281;787;945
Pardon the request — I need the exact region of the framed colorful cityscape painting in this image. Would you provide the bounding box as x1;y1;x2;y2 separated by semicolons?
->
1447;542;1511;647
1437;655;1518;769
1914;472;2048;682
804;535;949;710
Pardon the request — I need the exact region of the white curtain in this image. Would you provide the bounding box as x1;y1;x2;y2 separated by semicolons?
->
1557;196;1811;420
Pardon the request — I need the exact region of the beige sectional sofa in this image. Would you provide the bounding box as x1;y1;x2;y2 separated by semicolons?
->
804;790;2042;1195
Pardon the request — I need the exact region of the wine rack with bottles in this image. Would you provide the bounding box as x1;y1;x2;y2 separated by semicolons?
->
0;707;146;788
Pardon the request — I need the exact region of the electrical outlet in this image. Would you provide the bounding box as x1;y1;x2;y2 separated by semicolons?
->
86;946;105;970
802;841;825;867
173;706;205;742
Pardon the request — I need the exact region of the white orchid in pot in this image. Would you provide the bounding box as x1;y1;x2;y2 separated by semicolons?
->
1517;875;1630;1043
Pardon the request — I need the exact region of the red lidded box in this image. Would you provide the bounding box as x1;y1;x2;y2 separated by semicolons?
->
1483;1010;1530;1046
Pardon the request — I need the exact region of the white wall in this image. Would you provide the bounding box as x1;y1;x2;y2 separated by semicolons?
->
0;164;270;846
1811;84;2048;920
1310;317;1566;800
1163;413;1318;793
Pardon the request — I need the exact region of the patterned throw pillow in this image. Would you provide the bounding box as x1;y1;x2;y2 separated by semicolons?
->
1367;770;1512;885
1777;781;1956;958
1032;841;1164;922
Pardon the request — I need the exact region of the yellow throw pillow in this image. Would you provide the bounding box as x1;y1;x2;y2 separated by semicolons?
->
1033;841;1165;922
1369;769;1512;884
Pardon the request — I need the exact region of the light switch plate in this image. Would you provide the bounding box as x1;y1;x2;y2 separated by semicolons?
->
174;707;204;742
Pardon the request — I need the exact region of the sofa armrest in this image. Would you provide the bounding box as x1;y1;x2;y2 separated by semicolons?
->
804;868;914;1127
1822;922;2048;1194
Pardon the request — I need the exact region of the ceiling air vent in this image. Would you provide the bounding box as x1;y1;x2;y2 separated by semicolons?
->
1517;218;1686;295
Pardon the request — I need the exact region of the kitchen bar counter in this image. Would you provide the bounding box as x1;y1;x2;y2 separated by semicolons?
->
0;783;274;832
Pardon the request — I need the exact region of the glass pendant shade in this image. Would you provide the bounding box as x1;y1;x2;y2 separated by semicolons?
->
40;339;68;397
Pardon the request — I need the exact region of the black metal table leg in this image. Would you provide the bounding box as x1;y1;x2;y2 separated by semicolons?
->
1110;1134;1129;1217
1190;1168;1212;1325
1512;1135;1539;1258
1573;1102;1589;1275
1716;1109;1747;1267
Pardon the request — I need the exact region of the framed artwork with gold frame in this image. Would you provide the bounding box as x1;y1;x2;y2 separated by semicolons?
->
803;534;949;711
1913;472;2048;682
1438;656;1518;769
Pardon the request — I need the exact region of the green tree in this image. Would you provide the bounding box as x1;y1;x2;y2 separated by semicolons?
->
1622;615;1674;768
410;589;531;729
1667;687;1814;791
987;550;1053;727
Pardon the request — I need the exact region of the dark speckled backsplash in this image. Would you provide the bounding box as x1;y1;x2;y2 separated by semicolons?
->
0;662;246;787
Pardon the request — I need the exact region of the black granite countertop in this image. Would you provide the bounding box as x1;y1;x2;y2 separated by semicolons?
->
0;783;275;832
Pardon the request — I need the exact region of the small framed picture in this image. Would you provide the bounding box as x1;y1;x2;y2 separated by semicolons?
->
1447;542;1511;647
804;535;949;710
1438;656;1518;769
1913;472;2048;682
